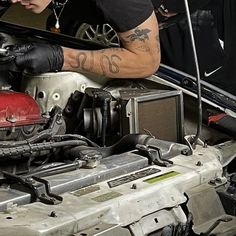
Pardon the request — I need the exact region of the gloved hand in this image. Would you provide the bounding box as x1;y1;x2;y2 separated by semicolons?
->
9;43;64;74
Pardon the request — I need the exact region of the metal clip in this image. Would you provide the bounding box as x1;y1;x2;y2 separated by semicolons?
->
136;144;173;167
2;171;63;205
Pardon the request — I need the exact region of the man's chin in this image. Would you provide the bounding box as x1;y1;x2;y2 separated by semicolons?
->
24;5;44;13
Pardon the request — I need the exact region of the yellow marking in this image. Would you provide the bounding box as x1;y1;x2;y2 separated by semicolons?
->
144;171;180;184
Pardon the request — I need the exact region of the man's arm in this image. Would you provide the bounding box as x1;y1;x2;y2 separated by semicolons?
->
63;11;160;78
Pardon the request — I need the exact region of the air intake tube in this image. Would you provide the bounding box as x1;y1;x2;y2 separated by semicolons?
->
63;134;153;160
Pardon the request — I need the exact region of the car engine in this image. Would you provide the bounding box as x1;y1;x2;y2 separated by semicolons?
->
0;24;236;236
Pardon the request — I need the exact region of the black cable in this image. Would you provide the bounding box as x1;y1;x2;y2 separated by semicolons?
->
0;140;88;159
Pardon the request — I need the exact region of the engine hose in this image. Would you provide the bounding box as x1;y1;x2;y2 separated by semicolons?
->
101;99;109;147
53;134;99;147
0;106;64;148
0;129;53;148
0;139;88;160
0;131;98;149
64;134;152;159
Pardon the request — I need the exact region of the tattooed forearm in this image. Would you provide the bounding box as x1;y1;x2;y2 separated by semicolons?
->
69;50;122;76
126;27;151;42
100;54;122;76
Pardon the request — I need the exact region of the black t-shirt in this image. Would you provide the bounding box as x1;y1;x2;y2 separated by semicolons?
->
153;0;210;13
49;0;211;35
52;0;154;34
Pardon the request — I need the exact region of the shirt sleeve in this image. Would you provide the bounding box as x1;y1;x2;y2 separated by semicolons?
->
96;0;154;32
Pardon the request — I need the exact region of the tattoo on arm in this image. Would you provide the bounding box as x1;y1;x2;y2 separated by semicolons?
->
100;54;122;76
72;50;122;75
134;32;160;53
74;51;94;71
126;27;151;42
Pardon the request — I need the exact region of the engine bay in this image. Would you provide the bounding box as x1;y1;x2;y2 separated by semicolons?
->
0;21;236;236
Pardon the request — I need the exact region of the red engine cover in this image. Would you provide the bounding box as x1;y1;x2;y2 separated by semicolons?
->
0;91;44;127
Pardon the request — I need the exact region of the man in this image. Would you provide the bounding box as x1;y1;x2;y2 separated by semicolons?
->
9;0;160;79
205;0;236;95
158;0;225;82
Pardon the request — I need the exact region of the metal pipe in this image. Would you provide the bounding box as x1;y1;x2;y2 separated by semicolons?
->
184;0;202;147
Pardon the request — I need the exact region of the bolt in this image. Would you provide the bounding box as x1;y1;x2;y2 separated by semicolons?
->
6;115;17;123
196;161;202;166
131;184;137;190
203;140;208;148
182;150;188;155
215;178;222;184
114;104;121;111
25;178;34;183
209;179;216;186
49;211;57;217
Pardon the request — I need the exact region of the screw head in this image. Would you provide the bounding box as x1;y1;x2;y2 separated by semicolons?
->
49;211;57;217
196;161;202;166
131;184;137;189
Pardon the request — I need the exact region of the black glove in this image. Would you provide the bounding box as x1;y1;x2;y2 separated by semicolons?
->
9;43;64;74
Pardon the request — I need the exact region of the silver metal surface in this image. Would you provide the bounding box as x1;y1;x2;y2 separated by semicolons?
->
0;143;224;236
0;152;148;212
129;207;186;236
21;71;109;113
214;140;236;167
74;223;131;236
186;185;236;235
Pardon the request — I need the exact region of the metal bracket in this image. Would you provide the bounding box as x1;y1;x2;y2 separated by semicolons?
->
2;171;63;205
136;144;173;167
200;216;232;236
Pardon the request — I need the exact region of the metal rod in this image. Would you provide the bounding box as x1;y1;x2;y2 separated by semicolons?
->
184;0;202;147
